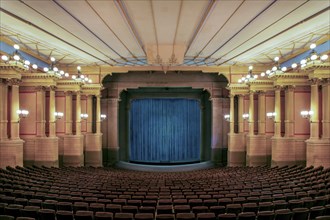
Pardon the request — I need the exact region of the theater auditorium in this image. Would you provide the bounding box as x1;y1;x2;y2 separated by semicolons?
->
0;1;329;219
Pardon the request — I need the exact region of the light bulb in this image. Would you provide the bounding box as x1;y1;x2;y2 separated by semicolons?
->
1;55;8;61
24;60;30;65
59;70;64;75
43;67;49;72
310;43;316;49
13;44;20;50
53;67;58;72
266;70;271;74
248;65;253;70
238;79;242;83
301;63;306;68
246;75;251;79
253;75;258;79
291;63;297;69
77;66;81;71
32;64;38;69
84;77;88;82
80;75;85;79
320;54;328;61
50;57;56;62
72;75;76;79
274;57;279;62
310;54;318;61
281;67;287;72
300;59;307;65
242;77;246;81
13;55;20;61
64;73;69;77
260;72;265;77
272;66;277;71
88;79;92;83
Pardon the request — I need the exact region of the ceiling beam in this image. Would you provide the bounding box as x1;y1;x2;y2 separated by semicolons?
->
1;3;115;66
216;6;330;66
114;0;147;57
184;0;217;56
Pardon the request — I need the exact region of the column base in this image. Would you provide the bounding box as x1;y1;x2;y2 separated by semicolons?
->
246;135;270;167
102;147;119;166
23;137;59;167
211;147;227;166
84;133;103;167
0;139;24;168
306;138;330;168
228;133;246;167
59;135;84;167
271;137;306;167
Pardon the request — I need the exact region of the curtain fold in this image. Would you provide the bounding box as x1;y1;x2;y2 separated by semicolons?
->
130;98;201;163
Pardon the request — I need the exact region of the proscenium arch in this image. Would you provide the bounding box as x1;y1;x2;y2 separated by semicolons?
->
101;71;229;166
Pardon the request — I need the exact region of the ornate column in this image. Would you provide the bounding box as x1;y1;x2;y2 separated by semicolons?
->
65;91;73;135
9;79;21;139
258;91;266;135
248;91;255;136
274;86;282;137
96;95;101;134
322;79;330;139
228;94;246;167
284;85;295;137
84;94;103;167
238;95;244;133
211;97;225;165
0;79;8;140
48;86;56;137
36;86;46;137
86;95;93;133
229;95;235;134
75;92;81;135
106;98;119;165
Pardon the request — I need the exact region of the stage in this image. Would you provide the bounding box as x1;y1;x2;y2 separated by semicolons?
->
116;161;214;172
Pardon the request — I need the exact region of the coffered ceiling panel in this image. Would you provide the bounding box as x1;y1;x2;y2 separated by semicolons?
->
0;0;329;68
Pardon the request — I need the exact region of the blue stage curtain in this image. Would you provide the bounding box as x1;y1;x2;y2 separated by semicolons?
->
130;98;201;163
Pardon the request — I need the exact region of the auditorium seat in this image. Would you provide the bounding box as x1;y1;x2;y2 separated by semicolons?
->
257;211;275;220
197;212;216;220
156;214;175;220
21;206;39;219
95;212;113;220
310;206;326;219
292;207;309;220
218;213;236;220
56;210;74;220
176;212;195;220
135;212;153;220
75;210;94;220
0;215;15;220
226;203;242;215
274;209;292;220
237;212;256;220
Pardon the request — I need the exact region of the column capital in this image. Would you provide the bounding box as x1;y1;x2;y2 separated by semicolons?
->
274;85;282;91
309;78;321;85
284;85;295;92
7;78;21;86
49;85;57;91
35;86;47;92
64;91;73;96
321;78;330;85
255;90;266;95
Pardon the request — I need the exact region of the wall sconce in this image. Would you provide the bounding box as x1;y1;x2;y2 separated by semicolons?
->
266;112;276;120
17;109;29;122
242;113;249;120
80;113;88;120
101;114;107;121
54;112;64;120
224;114;230;122
301;110;313;119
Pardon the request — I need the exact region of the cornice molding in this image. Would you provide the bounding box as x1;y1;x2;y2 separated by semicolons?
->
20;73;60;87
0;63;27;79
